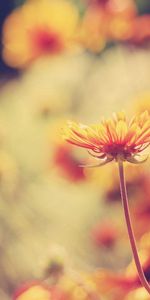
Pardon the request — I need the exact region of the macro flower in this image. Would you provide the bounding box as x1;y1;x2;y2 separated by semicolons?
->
2;0;79;68
63;111;150;167
63;111;150;295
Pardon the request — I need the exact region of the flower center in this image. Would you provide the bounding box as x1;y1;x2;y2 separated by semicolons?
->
103;144;134;160
30;27;63;55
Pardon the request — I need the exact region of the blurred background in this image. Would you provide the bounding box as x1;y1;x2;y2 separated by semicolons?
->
1;1;150;299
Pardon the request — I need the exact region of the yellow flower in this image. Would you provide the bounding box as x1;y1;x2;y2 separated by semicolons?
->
63;111;150;166
108;16;134;41
2;0;79;68
78;6;106;53
78;0;136;52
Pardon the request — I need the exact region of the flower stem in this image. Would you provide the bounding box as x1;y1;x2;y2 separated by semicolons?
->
118;161;150;294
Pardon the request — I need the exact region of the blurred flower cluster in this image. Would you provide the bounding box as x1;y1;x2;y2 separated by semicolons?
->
1;1;150;300
2;0;150;69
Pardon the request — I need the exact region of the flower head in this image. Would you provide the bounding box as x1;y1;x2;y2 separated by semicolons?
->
78;0;136;52
62;111;150;166
2;0;79;68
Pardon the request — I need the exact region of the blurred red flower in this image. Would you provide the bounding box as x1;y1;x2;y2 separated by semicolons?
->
79;0;136;51
130;15;150;45
91;221;118;248
53;143;86;182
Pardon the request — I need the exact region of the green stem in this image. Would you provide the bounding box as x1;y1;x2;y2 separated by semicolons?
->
118;161;150;294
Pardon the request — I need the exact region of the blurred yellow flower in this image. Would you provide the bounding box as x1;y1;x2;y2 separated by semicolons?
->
14;275;99;300
78;0;136;52
108;17;134;41
59;274;99;300
78;6;107;53
2;0;79;68
15;283;77;300
124;287;150;300
14;283;51;300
